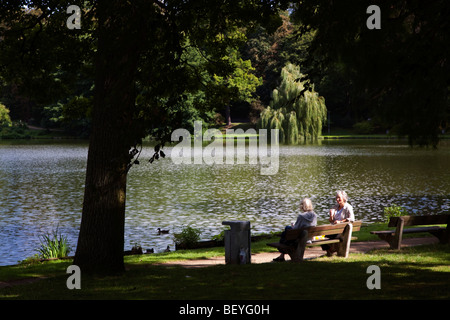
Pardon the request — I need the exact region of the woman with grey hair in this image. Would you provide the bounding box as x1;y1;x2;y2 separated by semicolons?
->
273;198;317;262
322;190;355;256
328;190;355;224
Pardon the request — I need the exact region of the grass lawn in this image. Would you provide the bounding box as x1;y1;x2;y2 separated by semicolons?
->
1;223;449;300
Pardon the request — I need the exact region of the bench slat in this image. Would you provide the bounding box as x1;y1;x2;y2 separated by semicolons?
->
371;226;445;236
388;215;449;227
268;237;358;249
306;239;341;246
267;242;291;250
285;221;361;241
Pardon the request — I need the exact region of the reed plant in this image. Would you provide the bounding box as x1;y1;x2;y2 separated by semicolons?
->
37;230;71;259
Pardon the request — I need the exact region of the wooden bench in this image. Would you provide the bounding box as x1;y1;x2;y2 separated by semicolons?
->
267;221;362;262
370;214;450;250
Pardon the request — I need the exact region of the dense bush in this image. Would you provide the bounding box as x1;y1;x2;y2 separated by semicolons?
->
0;121;31;139
353;120;374;134
173;226;202;249
383;204;408;222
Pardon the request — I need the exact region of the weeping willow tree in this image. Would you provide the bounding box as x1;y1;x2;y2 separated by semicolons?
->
258;63;327;143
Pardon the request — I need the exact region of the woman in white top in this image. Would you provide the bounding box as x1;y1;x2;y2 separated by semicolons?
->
322;190;355;256
329;190;355;224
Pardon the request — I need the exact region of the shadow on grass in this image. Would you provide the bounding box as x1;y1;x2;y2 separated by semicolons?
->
1;244;449;300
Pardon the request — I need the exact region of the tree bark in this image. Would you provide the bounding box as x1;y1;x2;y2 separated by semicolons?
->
225;105;232;127
73;1;140;274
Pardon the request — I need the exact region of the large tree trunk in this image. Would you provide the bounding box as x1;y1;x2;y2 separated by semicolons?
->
74;129;129;274
74;1;140;274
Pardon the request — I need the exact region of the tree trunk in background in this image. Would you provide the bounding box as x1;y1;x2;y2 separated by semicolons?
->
73;1;140;274
225;105;232;126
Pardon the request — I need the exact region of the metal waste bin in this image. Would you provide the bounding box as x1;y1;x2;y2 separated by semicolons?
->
222;220;251;264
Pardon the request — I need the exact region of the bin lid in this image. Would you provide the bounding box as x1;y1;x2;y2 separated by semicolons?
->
222;220;250;231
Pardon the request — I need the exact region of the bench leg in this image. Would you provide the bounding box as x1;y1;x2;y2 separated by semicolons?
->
429;229;450;244
392;218;405;250
374;233;395;248
337;223;353;258
445;226;450;244
430;223;450;244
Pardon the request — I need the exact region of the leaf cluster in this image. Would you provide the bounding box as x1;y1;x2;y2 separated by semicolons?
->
173;225;202;249
383;204;408;223
292;0;450;146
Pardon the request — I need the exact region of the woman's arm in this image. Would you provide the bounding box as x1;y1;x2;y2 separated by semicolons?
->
345;203;355;222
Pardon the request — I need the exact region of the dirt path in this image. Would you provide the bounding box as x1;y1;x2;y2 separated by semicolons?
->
0;276;49;289
157;237;439;268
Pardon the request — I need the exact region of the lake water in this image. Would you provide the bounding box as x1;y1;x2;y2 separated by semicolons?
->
1;139;449;266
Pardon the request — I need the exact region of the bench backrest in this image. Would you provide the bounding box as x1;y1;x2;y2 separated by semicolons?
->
285;221;362;241
388;214;450;227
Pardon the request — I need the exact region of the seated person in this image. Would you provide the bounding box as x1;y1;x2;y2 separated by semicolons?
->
329;190;355;224
273;198;317;262
323;190;355;256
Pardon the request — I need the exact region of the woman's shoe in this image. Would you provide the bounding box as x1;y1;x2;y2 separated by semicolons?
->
273;256;285;262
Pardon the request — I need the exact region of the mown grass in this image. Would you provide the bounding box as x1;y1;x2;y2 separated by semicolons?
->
1;243;449;300
1;223;449;300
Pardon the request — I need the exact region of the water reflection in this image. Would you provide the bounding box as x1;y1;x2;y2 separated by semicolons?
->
0;139;449;266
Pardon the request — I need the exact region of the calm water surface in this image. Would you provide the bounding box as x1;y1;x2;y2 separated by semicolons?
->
1;139;449;266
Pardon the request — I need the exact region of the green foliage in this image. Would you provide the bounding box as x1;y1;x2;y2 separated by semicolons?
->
353;120;374;134
0;103;12;127
211;230;226;242
243;12;297;106
40;95;93;137
383;204;408;222
37;230;71;260
0;2;95;123
292;1;450;147
173;226;202;249
258;63;327;143
212;53;262;104
0;121;31;139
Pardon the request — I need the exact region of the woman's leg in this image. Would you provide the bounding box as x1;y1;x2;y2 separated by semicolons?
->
274;226;292;261
321;234;337;256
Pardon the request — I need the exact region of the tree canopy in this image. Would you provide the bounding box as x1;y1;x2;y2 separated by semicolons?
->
291;0;450;146
2;2;447;144
258;63;326;143
1;0;290;274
